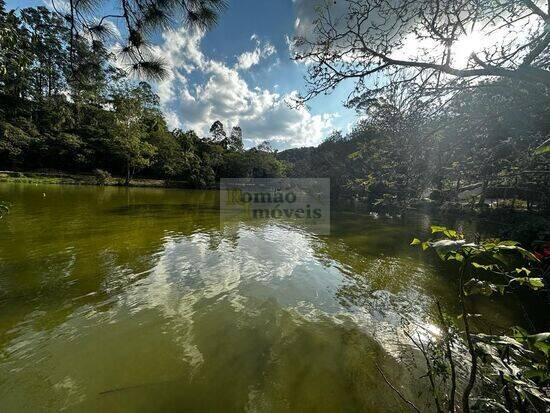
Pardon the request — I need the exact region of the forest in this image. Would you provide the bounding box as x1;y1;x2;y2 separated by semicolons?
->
279;80;550;212
1;1;548;215
0;2;286;187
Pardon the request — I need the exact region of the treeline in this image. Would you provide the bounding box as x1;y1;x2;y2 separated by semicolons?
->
278;80;550;212
0;3;286;187
1;3;549;211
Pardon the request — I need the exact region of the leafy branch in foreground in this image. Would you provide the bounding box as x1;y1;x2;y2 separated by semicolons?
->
64;0;226;78
383;226;550;412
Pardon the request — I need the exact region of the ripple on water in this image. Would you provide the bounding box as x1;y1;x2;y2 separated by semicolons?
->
0;184;521;412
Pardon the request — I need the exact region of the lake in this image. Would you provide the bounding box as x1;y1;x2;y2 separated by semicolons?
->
0;183;525;412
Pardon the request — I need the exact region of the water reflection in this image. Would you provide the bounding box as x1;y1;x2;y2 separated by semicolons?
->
0;183;525;412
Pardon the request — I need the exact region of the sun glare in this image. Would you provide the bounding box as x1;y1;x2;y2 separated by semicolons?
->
453;31;485;67
396;29;489;69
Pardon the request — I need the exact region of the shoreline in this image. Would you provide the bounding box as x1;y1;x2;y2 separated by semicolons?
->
2;170;547;219
0;170;192;189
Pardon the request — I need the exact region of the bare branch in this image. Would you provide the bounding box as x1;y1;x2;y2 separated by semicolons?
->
294;0;550;110
436;301;457;413
375;363;423;413
519;0;548;19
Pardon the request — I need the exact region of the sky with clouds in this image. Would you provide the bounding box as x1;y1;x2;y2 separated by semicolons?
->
7;0;359;149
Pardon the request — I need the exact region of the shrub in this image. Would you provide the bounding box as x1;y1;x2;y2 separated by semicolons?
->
93;169;111;185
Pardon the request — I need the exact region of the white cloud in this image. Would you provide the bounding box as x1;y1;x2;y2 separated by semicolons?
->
235;36;276;71
154;28;336;148
292;0;349;44
42;0;70;13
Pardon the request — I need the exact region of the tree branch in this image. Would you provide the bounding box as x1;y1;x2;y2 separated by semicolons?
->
522;32;550;66
360;47;550;86
459;257;478;413
520;0;548;19
437;301;456;413
375;363;422;413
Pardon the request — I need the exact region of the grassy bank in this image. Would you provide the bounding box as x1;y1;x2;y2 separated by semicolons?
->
0;171;189;188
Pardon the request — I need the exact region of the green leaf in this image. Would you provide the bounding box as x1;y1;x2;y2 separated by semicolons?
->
410;238;421;246
431;240;466;260
472;262;495;271
534;139;550;155
491;252;512;267
443;251;465;262
464;279;496;296
514;247;539;262
422;241;430;251
526;333;550;356
523;368;549;380
529;332;550;342
498;240;520;246
476;333;524;349
431;225;447;234
443;229;458;238
495;245;539;262
431;239;466;249
527;278;544;289
528;278;544;290
514;267;531;276
515;329;550;356
512;277;544;290
496;285;506;295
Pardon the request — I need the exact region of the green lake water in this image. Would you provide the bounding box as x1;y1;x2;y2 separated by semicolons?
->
0;183;526;412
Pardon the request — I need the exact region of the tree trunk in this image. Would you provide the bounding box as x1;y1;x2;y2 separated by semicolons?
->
125;161;130;186
477;179;488;207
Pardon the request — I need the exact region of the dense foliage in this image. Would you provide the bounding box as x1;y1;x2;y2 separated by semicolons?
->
1;2;548;206
283;0;550;214
406;227;550;412
0;3;286;186
279;81;550;213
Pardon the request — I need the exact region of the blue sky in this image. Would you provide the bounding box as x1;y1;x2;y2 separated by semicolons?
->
7;0;358;149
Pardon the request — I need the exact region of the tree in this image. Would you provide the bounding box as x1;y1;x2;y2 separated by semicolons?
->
0;5;286;185
293;0;550;110
433;79;550;207
228;126;244;152
19;7;67;100
0;5;113;106
255;140;274;153
109;82;157;185
209;120;227;143
0;2;32;100
346;101;431;208
145;112;186;178
0;122;33;167
68;36;112;106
